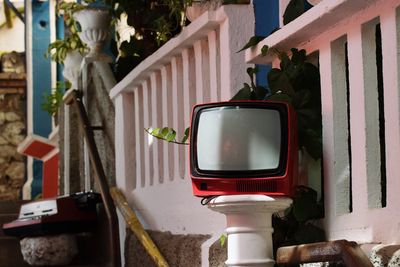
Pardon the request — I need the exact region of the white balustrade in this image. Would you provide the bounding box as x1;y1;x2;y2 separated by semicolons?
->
110;4;254;241
248;0;400;245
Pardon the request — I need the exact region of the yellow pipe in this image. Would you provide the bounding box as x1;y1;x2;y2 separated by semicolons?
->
110;187;170;267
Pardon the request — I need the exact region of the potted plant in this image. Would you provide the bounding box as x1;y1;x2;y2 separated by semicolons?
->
185;0;250;21
46;1;90;64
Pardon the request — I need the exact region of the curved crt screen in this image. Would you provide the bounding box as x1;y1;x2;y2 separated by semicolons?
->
196;106;282;171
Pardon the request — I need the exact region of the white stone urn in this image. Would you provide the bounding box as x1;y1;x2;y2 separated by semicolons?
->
62;50;83;89
307;0;322;5
186;0;222;22
20;234;78;266
73;7;110;58
208;195;292;267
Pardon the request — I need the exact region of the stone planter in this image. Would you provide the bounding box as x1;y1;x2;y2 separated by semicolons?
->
73;7;110;58
307;0;322;5
20;234;78;266
62;50;83;89
186;0;223;22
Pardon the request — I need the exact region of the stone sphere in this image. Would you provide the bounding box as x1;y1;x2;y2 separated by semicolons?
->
20;234;78;266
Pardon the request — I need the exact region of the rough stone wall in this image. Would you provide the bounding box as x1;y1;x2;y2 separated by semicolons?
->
125;230;211;267
0;93;25;200
86;63;116;188
59;62;115;194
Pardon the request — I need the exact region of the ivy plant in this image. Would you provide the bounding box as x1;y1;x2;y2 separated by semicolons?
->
45;0;94;63
41;81;71;117
232;45;322;160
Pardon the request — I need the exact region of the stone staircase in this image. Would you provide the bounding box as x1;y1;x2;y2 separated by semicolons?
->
0;200;111;267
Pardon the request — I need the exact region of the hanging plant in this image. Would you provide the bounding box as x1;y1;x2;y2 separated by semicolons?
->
45;0;95;63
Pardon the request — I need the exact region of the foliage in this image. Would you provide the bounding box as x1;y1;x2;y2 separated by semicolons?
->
232;46;322;160
41;81;70;116
283;0;314;25
105;0;188;80
272;186;325;258
146;127;190;145
106;0;249;80
45;0;95;63
219;234;226;247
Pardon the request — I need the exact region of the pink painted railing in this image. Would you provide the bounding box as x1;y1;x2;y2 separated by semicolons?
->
248;0;400;245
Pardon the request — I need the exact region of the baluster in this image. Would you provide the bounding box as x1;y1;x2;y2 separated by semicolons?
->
380;8;400;208
134;88;144;189
194;39;211;103
208;30;220;102
331;36;352;215
151;71;162;185
142;80;153;187
346;24;368;212
161;65;174;181
172;56;186;179
182;48;196;178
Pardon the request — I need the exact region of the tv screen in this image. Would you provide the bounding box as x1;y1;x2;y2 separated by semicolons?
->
190;101;298;197
196;107;282;171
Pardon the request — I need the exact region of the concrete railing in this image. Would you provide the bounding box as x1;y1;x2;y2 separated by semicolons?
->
248;0;400;245
109;4;255;260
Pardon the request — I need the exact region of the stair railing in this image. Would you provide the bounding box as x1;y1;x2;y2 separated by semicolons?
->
64;89;121;267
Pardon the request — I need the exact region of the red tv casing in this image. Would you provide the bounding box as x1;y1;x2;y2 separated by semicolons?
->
189;101;298;197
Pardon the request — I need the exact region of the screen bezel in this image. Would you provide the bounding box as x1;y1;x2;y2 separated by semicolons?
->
190;101;289;179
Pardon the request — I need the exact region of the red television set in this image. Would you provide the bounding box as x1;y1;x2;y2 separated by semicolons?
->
189;101;298;197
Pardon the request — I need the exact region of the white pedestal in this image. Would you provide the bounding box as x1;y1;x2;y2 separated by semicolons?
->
208;195;292;267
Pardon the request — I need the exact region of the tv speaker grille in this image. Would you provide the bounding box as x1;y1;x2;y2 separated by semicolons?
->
236;180;278;193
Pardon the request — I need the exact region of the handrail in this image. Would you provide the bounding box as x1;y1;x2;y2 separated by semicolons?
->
110;187;170;267
64;89;121;267
277;240;373;267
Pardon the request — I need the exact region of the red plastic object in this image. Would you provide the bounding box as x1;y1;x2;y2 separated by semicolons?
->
189;101;298;197
18;134;59;198
2;193;99;238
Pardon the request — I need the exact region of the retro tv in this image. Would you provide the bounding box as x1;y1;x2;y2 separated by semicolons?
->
189;101;298;197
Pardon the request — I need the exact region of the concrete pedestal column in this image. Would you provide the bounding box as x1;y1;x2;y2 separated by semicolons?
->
208;195;292;267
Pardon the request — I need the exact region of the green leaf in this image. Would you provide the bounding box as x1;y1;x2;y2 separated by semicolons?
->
231;83;253;100
267;92;292;103
283;0;305;25
294;223;325;244
279;52;292;71
161;127;170;137
261;45;269;56
253;86;268;100
237;36;265;53
151;128;161;137
181;127;190;144
166;129;176;142
219;234;227;247
292;186;321;222
267;69;295;96
246;67;259;77
290;48;306;65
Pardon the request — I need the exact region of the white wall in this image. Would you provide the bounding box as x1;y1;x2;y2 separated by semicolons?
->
0;1;24;52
